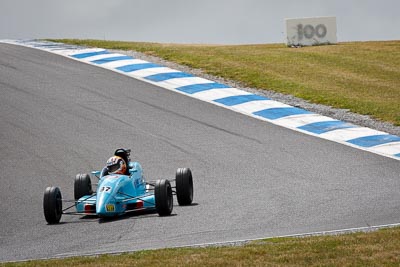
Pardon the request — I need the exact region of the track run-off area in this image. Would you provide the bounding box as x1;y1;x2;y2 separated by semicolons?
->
0;41;399;262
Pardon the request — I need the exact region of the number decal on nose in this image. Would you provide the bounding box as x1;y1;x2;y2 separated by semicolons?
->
100;186;112;193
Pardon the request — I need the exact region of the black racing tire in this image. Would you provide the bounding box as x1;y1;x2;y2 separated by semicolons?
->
175;168;193;206
155;179;173;216
43;186;62;224
74;173;93;200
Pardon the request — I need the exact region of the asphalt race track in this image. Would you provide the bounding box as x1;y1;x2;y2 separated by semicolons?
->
1;43;399;262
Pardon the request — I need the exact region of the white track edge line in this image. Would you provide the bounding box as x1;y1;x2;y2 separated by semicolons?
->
5;222;400;263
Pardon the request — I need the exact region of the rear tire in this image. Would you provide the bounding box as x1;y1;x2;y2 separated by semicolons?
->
74;173;93;200
43;186;62;224
175;168;193;205
155;179;173;216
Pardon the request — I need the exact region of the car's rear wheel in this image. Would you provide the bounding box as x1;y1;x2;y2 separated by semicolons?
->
155;179;173;216
43;186;62;224
74;173;93;200
175;168;193;205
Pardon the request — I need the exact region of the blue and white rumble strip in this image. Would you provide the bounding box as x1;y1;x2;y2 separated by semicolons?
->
3;39;400;161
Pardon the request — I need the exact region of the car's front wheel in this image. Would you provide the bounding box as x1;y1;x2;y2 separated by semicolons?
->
155;179;173;216
74;173;93;200
43;186;62;224
175;168;193;206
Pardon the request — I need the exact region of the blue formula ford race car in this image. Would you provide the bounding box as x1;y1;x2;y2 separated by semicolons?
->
43;148;194;224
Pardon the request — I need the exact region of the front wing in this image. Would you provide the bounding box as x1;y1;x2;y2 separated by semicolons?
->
62;192;156;217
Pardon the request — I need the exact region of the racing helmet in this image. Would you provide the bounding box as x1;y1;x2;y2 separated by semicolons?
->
106;156;127;175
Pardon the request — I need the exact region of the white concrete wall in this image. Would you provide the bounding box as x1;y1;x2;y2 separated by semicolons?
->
285;17;337;46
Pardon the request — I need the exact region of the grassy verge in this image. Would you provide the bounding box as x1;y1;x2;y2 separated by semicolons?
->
3;227;400;266
49;39;400;126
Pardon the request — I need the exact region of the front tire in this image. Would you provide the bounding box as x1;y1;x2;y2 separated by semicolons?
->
74;173;93;200
175;168;193;205
43;186;62;224
155;179;173;216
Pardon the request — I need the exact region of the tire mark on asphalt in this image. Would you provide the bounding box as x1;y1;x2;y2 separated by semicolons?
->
78;104;197;159
130;97;264;145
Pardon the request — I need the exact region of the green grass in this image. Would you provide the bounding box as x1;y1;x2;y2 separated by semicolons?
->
3;227;400;266
49;39;400;126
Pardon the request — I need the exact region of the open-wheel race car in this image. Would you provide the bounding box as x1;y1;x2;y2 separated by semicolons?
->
43;148;194;224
